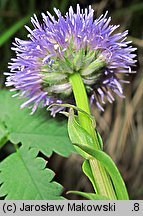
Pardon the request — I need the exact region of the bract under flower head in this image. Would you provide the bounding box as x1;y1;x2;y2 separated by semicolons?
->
5;4;136;115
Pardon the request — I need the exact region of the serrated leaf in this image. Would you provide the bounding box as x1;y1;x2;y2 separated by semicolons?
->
0;146;64;200
67;191;109;200
0;90;74;157
74;143;129;200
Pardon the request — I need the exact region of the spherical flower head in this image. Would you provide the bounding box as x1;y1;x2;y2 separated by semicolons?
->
5;4;136;116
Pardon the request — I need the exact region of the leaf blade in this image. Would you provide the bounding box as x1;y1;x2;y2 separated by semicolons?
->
82;160;97;192
0;146;64;200
68;108;94;158
0;121;9;149
74;143;129;200
0;90;74;157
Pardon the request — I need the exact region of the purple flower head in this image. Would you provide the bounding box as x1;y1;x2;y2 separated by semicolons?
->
5;4;136;116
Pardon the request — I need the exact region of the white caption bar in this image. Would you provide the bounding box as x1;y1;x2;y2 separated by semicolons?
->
0;201;143;216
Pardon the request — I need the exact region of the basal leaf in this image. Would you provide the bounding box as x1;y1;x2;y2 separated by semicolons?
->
0;90;74;157
0;146;64;200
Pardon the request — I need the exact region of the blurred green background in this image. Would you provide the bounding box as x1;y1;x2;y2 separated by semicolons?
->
0;0;143;199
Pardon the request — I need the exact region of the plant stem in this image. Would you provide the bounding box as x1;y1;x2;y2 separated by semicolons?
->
69;72;116;199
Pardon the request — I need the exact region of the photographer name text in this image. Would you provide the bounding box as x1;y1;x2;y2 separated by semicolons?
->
18;202;116;212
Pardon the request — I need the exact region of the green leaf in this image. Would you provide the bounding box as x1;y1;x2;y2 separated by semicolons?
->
0;15;30;46
95;129;103;150
74;143;129;200
48;103;95;126
82;160;97;192
0;90;74;157
0;121;9;149
68;108;94;158
67;191;109;200
0;146;64;200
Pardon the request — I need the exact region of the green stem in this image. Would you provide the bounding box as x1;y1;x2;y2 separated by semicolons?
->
69;72;98;143
69;72;116;199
